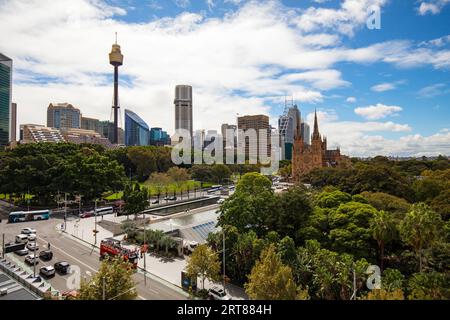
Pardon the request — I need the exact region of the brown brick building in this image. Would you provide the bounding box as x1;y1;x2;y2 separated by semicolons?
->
292;110;347;181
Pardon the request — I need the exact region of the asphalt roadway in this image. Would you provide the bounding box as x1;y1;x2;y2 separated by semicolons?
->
0;214;187;300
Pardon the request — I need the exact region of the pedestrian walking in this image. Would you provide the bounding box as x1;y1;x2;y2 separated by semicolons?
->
47;242;51;250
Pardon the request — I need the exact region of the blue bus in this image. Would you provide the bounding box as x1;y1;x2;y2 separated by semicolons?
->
8;210;51;223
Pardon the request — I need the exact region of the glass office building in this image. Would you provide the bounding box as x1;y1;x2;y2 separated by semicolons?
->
0;53;12;147
124;109;150;146
150;127;170;146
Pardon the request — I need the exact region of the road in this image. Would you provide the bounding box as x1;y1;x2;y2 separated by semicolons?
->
0;215;187;300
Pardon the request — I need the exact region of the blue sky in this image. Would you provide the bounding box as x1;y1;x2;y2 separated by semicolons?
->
0;0;449;156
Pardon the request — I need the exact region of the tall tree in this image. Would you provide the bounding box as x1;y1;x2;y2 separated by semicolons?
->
186;244;221;290
245;244;298;300
77;256;137;300
400;203;443;272
123;182;148;220
371;210;396;271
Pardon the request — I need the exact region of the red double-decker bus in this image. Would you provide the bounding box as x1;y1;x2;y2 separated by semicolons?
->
100;238;138;268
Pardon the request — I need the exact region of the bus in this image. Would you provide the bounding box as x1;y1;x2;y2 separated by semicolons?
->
8;210;51;223
207;185;223;194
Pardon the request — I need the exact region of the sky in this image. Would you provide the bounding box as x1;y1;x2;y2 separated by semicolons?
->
0;0;449;157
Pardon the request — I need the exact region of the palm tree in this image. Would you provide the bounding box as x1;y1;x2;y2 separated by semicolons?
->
371;210;396;272
400;203;443;272
158;235;175;254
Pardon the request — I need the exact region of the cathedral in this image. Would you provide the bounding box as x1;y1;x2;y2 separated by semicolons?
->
291;110;346;181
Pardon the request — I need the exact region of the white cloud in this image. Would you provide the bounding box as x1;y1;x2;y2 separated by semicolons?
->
354;104;403;120
418;83;448;97
371;82;396;92
346;96;357;103
418;0;450;15
174;0;190;8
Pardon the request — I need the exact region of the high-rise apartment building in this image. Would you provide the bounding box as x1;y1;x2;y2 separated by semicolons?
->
0;53;12;147
174;85;193;140
47;103;81;131
237;115;271;159
124;109;150;146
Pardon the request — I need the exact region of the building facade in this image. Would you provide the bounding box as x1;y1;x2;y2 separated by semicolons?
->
174;85;193;139
124;109;150;146
20;124;66;143
0;53;12;147
99;120;124;145
292;110;346;181
150;127;170;146
237;114;271;160
10;102;16;142
47;103;81;131
81;116;100;133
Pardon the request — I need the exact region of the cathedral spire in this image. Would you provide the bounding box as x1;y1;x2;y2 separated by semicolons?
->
312;109;320;140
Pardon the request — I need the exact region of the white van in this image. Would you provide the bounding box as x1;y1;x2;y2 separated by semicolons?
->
15;234;29;244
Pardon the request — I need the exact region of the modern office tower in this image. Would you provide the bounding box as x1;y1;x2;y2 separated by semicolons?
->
193;129;205;149
204;130;219;149
221;123;237;146
301;121;311;145
99;120;124;145
237;114;271;159
174;85;193;139
81;116;100;133
150;127;171;146
0;53;12;148
109;33;124;144
279;104;301;160
47;103;81;131
10;102;17;142
124;109;150;146
20;124;66;143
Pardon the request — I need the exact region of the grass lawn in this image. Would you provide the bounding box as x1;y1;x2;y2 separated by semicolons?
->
104;180;214;200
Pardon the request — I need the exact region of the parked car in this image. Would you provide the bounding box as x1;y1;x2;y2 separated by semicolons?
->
15;248;29;256
25;255;39;265
208;287;232;300
39;250;53;261
40;265;55;278
15;234;29;244
21;228;36;235
27;234;36;241
151;199;160;204
54;261;70;274
217;198;225;204
26;242;39;251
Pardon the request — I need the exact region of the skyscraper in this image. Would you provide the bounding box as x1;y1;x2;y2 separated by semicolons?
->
47;103;81;131
10;102;17;142
279;105;301;160
174;85;193;139
99;120;124;145
0;53;12;147
109;33;124;144
124;109;150;146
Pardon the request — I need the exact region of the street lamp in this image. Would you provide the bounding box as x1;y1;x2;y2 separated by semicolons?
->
94;199;98;246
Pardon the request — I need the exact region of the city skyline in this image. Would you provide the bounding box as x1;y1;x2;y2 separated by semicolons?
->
0;0;449;157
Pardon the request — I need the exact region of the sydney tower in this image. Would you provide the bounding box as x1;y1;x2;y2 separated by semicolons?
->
108;33;123;144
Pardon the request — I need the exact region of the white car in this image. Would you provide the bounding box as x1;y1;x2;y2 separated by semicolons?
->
40;266;55;278
217;198;225;204
25;255;39;265
21;228;36;235
26;242;39;251
27;234;36;241
208;287;232;300
15;234;29;244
